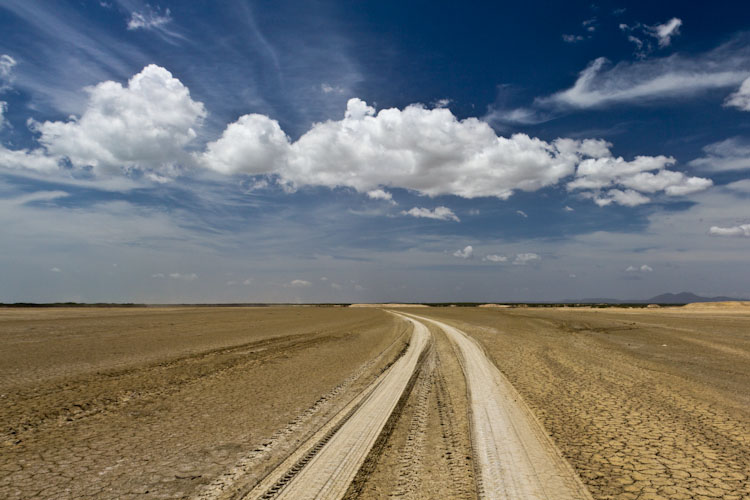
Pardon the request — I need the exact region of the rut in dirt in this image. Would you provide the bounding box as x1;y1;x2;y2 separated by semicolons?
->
404;313;593;500
240;313;431;500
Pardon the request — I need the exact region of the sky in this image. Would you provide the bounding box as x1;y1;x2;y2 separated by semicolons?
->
1;0;749;303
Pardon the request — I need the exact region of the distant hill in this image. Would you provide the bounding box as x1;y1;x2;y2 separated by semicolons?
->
647;292;744;304
572;292;745;304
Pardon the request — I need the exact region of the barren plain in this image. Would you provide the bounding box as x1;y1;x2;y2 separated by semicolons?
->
1;304;748;499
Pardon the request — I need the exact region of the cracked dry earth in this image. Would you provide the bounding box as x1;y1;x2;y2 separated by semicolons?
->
0;307;408;499
417;307;750;500
2;305;748;500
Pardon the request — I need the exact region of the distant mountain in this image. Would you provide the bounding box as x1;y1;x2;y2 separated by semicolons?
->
646;292;744;304
569;292;745;304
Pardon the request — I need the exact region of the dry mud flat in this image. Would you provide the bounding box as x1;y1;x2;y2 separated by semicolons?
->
418;306;750;500
0;307;408;499
2;305;748;499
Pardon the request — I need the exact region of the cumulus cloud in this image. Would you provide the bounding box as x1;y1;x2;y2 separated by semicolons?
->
538;36;750;109
0;144;61;172
564;205;575;212
288;279;312;287
453;245;473;259
690;138;750;172
516;210;528;218
641;264;653;272
568;154;711;205
30;64;206;176
725;77;750;111
483;254;508;262
199;97;633;201
127;6;172;30
403;206;460;222
0;65;714;208
513;253;540;265
709;224;750;237
367;189;395;203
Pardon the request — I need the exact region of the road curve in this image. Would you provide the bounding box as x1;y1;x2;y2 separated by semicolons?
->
405;313;593;500
245;313;430;500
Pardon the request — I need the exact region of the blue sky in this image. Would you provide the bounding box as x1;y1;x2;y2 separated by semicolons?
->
1;0;749;303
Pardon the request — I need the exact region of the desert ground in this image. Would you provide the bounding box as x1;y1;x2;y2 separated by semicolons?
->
1;304;748;499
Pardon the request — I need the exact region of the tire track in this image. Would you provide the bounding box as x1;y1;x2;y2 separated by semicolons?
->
195;323;412;500
387;349;434;498
404;313;593;500
240;313;430;500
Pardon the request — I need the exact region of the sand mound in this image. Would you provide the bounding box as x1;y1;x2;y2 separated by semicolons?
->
349;303;429;308
684;301;750;309
478;304;512;308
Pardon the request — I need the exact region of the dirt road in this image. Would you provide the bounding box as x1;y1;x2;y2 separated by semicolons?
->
243;313;430;499
406;313;592;500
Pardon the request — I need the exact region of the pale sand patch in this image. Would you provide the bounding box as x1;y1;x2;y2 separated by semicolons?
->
349;303;429;308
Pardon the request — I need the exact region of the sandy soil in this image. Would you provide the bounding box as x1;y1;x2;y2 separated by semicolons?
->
411;313;592;499
244;313;429;499
3;305;748;499
415;306;750;500
0;307;406;499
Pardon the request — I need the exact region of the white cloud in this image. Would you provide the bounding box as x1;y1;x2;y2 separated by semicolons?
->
367;189;395;203
31;65;206;176
592;189;650;207
725;77;750;111
0;54;16;91
152;273;165;278
626;264;653;272
690;137;750;172
538;36;750;109
0;144;61;172
568;155;711;205
513;253;540;265
709;224;750;237
168;272;197;281
0;101;7;128
289;279;312;288
562;34;584;43
403;206;460;222
516;210;528;218
199;97;635;201
0;66;715;208
127;7;172;31
50;267;61;273
453;245;473;259
321;83;344;94
483;254;507;262
564;205;575;212
647;18;682;48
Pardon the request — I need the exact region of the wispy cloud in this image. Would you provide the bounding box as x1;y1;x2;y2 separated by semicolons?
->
403;206;460;222
709;224;750;237
725;77;750;111
513;253;540;265
689;137;750;172
127;6;171;31
483;254;507;262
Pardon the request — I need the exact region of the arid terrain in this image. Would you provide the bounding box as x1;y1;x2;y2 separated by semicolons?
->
1;304;748;499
